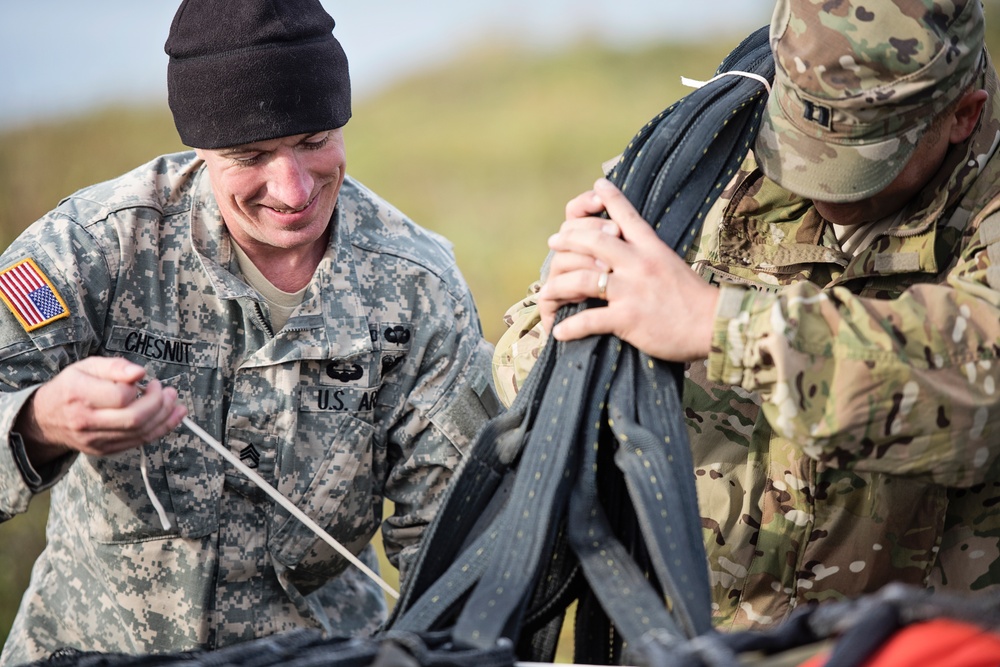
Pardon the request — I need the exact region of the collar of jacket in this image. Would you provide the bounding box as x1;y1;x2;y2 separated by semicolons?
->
840;53;1000;283
189;164;260;301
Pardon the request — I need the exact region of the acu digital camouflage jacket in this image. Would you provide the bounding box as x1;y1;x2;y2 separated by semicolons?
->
494;59;1000;631
0;153;497;664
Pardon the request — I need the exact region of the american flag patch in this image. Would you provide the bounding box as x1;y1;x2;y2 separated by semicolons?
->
0;259;70;332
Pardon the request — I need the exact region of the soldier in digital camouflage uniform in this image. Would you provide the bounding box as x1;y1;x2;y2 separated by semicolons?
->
0;0;498;664
494;0;1000;631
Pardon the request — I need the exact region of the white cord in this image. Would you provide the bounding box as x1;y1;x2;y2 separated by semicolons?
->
140;446;173;531
680;70;772;95
180;416;400;600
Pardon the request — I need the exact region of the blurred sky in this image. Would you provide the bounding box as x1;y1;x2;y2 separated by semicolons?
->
0;2;772;130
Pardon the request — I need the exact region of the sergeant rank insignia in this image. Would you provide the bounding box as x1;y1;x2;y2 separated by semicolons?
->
0;258;70;331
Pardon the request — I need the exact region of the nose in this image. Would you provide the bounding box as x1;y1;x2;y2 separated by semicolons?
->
267;152;314;211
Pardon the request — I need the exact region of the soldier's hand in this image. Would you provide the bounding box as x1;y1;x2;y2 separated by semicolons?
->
17;357;188;466
539;178;719;362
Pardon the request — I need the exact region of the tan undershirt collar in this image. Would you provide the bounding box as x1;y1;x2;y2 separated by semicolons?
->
231;241;307;331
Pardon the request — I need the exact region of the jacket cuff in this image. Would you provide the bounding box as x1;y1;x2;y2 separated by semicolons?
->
1;386;76;514
10;430;75;493
707;283;752;385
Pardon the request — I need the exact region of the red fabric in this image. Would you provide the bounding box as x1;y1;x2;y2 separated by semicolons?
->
798;619;1000;667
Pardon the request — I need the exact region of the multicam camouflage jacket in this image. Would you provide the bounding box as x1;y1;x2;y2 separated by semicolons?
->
0;153;497;664
494;62;1000;631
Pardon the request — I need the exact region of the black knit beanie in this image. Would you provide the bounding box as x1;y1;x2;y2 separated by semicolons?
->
165;0;351;149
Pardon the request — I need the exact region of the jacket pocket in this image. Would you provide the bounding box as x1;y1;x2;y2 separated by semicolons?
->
803;469;948;595
268;411;379;593
83;371;220;543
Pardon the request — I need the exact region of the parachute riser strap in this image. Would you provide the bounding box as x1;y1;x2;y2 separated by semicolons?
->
606;350;712;637
451;334;606;649
390;322;565;619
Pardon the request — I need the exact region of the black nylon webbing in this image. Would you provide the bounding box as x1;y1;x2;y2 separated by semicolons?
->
29;586;1000;667
389;26;775;665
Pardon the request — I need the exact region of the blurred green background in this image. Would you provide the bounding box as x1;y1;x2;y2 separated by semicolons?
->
4;13;1000;657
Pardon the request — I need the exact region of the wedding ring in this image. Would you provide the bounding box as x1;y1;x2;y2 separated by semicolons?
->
596;270;610;300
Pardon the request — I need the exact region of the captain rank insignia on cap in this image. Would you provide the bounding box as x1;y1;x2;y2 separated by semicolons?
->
0;259;70;332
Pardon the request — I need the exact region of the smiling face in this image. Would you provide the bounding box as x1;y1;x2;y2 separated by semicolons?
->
196;129;346;255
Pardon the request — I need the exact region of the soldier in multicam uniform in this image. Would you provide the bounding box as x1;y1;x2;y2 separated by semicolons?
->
495;0;1000;631
0;0;498;664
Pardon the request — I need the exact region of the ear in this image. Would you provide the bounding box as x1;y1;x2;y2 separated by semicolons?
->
949;88;988;144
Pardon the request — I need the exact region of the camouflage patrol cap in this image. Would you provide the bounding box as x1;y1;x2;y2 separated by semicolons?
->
754;0;985;203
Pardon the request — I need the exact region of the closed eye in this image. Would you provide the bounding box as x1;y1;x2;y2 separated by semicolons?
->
301;133;331;151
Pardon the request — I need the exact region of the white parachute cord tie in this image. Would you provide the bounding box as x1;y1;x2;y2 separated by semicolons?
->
140;446;173;531
180;415;400;600
680;70;771;95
